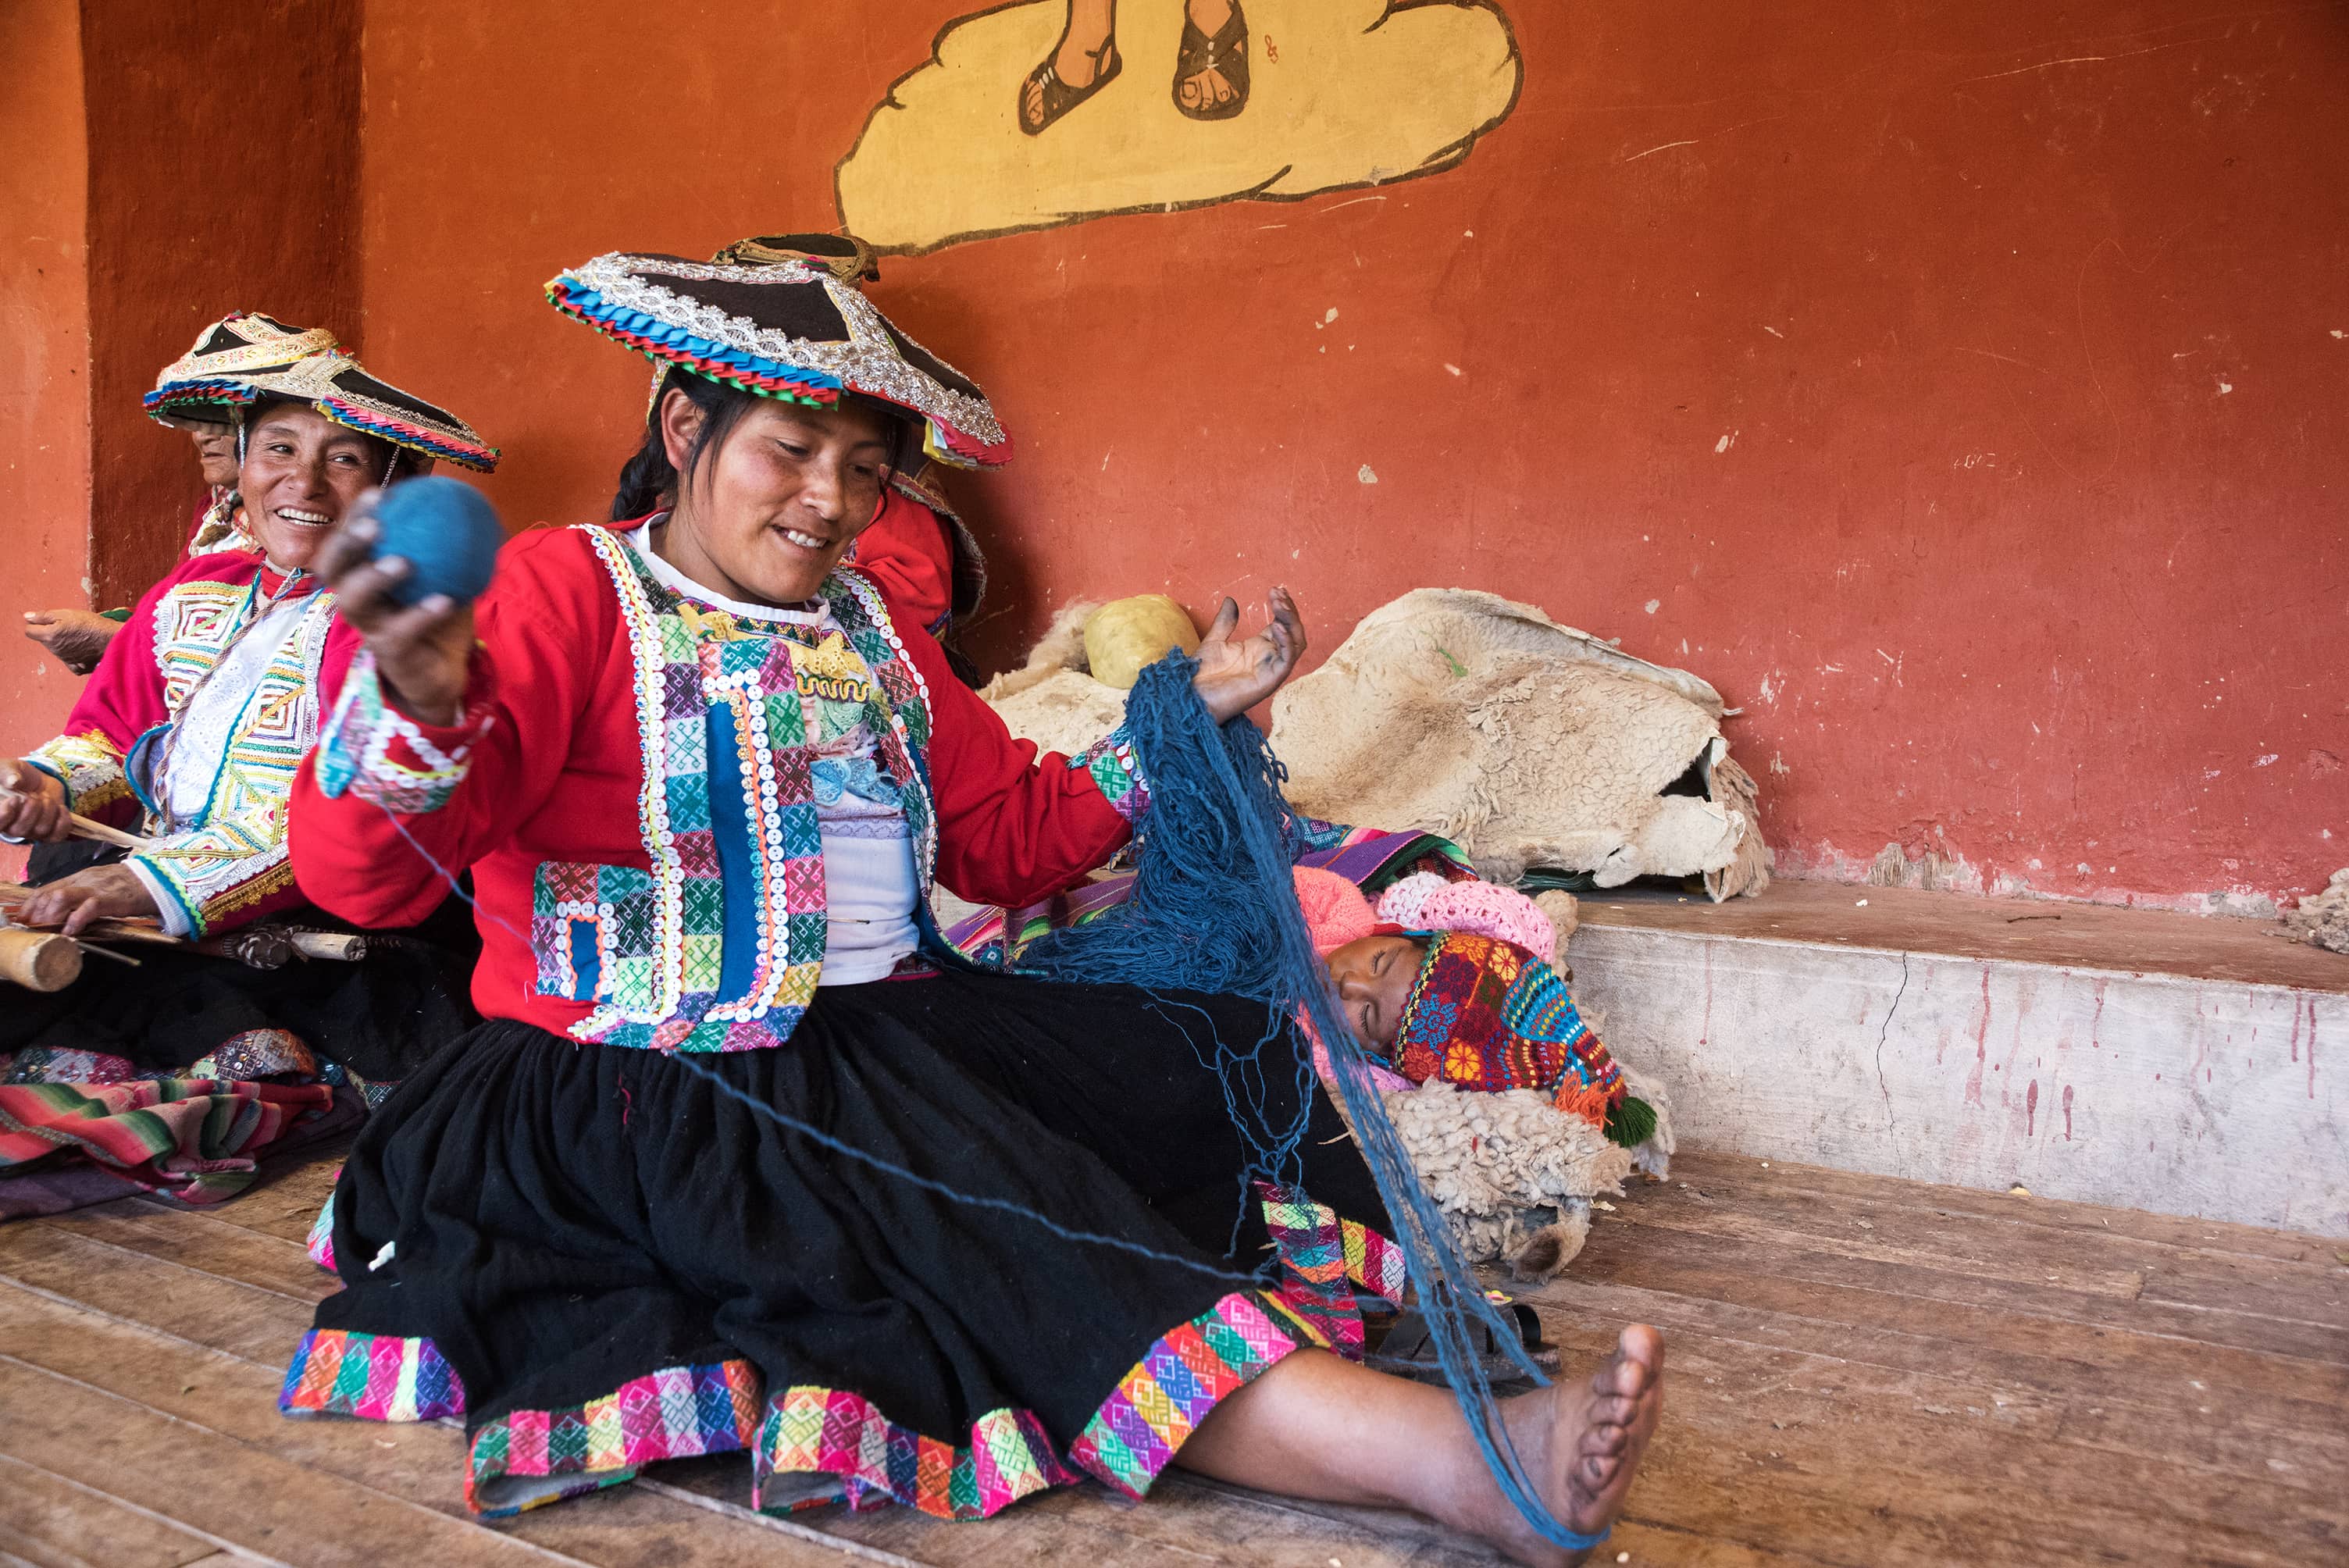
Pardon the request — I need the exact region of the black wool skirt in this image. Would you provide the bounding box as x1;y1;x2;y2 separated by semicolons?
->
281;968;1400;1520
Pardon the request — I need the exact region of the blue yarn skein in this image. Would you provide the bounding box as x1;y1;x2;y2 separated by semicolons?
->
370;476;505;607
1018;653;1608;1556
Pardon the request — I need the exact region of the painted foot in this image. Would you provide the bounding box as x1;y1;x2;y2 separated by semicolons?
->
1483;1324;1665;1566
1020;32;1121;135
1174;0;1249;120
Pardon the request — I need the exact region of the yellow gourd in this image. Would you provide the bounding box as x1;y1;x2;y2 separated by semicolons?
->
1082;594;1201;690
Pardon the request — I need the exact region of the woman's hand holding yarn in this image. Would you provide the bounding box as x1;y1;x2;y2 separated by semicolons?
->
314;490;476;728
1190;586;1306;724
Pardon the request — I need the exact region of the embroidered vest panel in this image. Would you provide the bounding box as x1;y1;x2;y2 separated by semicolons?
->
541;527;936;1053
144;579;336;838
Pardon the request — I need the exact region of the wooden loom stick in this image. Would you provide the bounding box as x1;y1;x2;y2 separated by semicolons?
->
66;814;148;850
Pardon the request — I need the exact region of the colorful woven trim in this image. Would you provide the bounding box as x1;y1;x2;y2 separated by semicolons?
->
308;394;499;472
466;1360;763;1517
144;378;501;472
110;573;340;937
1067;1289;1307;1500
278;1288;1316;1520
305;1185;337;1271
279;1327;468;1424
1342;1215;1410;1304
23;729;131;818
144;315;495;469
1258;1183;1367;1357
315;647;492;814
754;1386;1077;1520
544;280;844;408
544;253;1011;469
1071;724;1151;825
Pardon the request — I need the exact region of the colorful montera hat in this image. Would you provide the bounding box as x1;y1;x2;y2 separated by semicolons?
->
145;312;500;472
544;244;1011;469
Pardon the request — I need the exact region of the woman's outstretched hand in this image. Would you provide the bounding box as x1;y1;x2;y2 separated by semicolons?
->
313;491;473;727
1190;586;1306;724
23;608;120;675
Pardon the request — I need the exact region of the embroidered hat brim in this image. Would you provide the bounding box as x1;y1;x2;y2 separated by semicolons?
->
544;251;1011;469
145;312;500;472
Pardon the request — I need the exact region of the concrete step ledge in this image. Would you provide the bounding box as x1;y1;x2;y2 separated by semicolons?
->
1570;882;2347;1238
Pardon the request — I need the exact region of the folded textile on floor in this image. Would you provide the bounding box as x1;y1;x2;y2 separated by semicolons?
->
0;1038;363;1216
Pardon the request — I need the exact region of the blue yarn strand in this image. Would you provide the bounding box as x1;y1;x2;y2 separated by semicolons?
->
1019;654;1604;1554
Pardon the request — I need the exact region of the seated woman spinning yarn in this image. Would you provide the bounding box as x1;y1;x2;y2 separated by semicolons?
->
280;244;1662;1565
0;315;491;1093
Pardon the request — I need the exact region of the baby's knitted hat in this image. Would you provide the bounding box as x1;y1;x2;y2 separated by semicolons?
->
1375;872;1556;960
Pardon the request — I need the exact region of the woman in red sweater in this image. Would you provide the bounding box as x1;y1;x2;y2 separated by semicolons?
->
280;245;1659;1564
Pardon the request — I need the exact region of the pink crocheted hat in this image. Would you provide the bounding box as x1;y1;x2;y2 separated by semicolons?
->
1375;873;1556;960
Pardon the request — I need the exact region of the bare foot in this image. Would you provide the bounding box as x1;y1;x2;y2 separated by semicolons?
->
1478;1324;1665;1566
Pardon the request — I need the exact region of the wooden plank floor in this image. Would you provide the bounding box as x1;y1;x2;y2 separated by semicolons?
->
3;1146;2343;1567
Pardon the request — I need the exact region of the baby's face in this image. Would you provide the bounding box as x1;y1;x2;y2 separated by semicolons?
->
1325;934;1428;1050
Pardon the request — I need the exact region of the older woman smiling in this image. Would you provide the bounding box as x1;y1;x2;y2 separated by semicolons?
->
0;315;497;1091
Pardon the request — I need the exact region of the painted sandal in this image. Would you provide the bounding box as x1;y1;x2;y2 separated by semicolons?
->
1019;39;1123;136
1172;1;1250;121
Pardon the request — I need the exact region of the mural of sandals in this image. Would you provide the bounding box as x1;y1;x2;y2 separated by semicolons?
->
1020;0;1251;134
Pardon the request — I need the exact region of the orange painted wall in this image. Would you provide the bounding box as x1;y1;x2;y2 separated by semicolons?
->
344;2;2340;911
80;0;362;608
0;1;94;769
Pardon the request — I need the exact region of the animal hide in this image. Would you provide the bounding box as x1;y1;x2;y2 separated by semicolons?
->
1271;589;1770;900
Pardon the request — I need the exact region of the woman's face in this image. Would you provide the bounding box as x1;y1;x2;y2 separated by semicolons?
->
1327;934;1428;1051
238;404;389;570
189;426;241;489
661;394;895;607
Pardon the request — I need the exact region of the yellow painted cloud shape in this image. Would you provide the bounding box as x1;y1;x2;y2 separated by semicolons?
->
836;0;1521;255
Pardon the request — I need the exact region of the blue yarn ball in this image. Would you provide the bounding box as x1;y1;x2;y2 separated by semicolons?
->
370;477;505;608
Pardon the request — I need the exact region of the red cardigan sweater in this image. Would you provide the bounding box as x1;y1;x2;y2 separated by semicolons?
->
288;522;1146;1049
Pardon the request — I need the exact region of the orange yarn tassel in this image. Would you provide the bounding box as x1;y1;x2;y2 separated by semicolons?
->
1552;1079;1613;1129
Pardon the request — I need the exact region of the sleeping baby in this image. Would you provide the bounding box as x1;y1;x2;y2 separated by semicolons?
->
1297;868;1667;1279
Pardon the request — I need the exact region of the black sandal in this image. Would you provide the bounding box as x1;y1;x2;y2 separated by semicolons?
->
1367;1299;1560;1383
1172;1;1249;121
1018;38;1122;137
